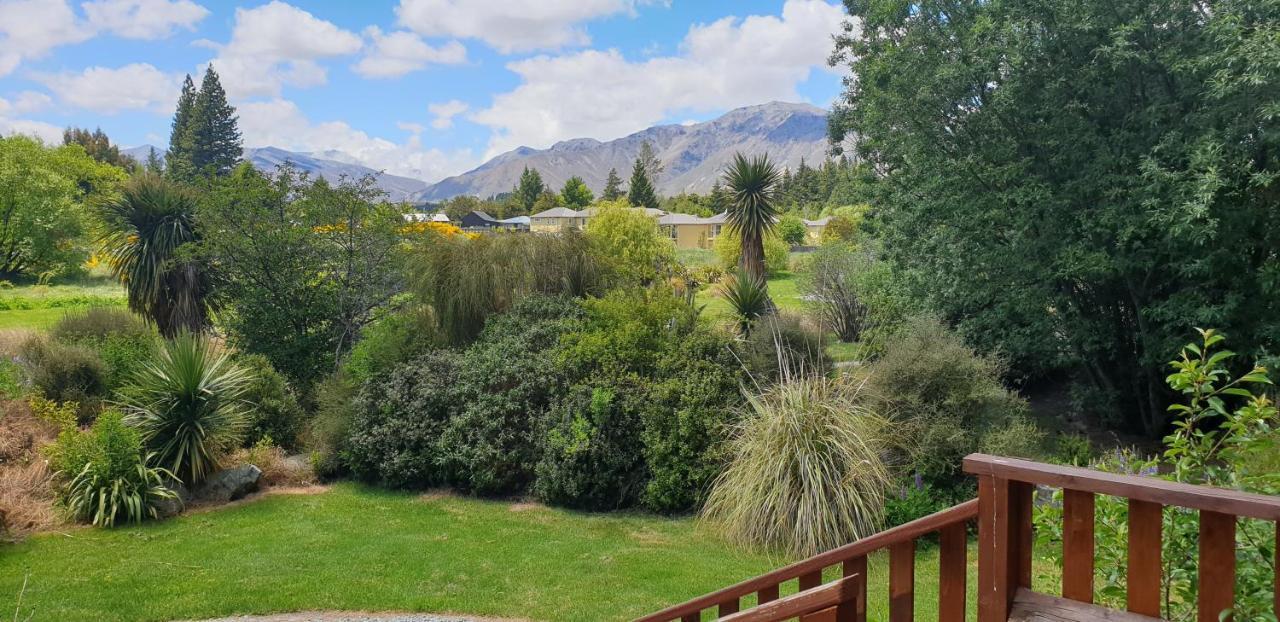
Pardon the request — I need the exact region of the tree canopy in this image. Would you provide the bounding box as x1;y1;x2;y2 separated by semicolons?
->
560;176;594;208
627;158;659;210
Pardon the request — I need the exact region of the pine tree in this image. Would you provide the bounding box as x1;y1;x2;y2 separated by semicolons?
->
708;180;730;214
516;166;545;212
145;147;164;173
602;168;623;200
638;140;664;181
189;65;241;177
627;157;659;210
166;74;197;181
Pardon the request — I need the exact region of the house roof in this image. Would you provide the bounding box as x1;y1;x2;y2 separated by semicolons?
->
468;210;497;222
430;212;451;222
498;216;531;225
803;217;831;226
531;207;583;219
658;213;708;226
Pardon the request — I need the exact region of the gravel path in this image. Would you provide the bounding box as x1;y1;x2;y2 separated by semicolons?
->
191;613;524;622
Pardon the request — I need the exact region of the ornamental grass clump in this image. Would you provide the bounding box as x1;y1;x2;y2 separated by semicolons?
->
48;410;175;527
121;333;251;486
702;372;899;557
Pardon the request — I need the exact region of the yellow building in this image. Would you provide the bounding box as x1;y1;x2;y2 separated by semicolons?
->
658;212;726;250
530;207;588;232
803;217;830;244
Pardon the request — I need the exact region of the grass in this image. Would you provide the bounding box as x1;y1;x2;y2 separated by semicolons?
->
0;307;81;330
0;276;125;331
1;485;972;622
697;271;804;319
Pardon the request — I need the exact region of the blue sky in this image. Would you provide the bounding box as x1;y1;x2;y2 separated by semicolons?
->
0;0;849;181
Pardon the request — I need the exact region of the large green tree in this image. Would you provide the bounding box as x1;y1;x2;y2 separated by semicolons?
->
627;157;659;210
167;67;241;181
601;168;624;201
560;176;594;208
62;127;135;169
723;153;781;284
0;136;124;280
166;75;197;181
829;0;1280;434
515;166;545;213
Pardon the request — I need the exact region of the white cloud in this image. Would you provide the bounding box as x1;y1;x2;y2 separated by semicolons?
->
397;121;425;134
0;0;209;77
0;117;62;143
0;91;52;116
471;0;846;157
427;99;468;129
238;98;479;182
352;27;466;78
82;0;209;39
0;0;92;77
395;0;650;53
36;63;181;113
208;1;362;99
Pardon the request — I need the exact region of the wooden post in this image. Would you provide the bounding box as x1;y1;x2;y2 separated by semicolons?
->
978;475;1033;622
1126;500;1162;617
843;556;867;622
890;539;916;622
1062;489;1096;603
939;522;968;622
1198;511;1236;622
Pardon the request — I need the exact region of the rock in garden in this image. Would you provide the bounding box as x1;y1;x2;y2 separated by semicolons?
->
192;464;262;504
154;479;189;519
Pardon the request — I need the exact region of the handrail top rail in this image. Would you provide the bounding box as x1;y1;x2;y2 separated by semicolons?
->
631;498;978;622
717;574;862;622
963;453;1280;520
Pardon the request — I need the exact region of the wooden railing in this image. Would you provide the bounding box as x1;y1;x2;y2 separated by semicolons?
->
964;453;1280;622
635;499;979;622
638;453;1280;622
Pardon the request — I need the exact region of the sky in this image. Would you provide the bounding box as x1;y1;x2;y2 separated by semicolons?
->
0;0;851;182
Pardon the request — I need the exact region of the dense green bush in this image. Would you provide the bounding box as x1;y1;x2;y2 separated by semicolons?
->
236;354;306;450
534;385;648;510
50;307;156;389
305;371;359;479
121;334;250;485
18;336;107;421
343;308;436;385
864;316;1033;492
439;296;585;494
882;476;951;528
344;350;463;488
47;410;175;527
729;313;830;382
713;229;789;276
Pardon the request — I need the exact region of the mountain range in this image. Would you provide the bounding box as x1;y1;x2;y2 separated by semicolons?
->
125;101;836;204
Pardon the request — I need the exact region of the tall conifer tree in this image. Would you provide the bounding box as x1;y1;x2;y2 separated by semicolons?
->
602;167;623;200
189;66;241;177
166;74;197;181
627;157;658;210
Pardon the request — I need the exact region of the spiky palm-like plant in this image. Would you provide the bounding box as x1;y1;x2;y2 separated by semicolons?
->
723;153;781;284
121;333;250;485
719;267;769;337
702;373;898;557
98;174;213;338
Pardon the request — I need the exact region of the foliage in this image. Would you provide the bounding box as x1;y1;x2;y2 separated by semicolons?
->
776;214;807;246
718;268;769;337
98;174;212;338
729;313;831;382
820;214;859;245
47;410;175;527
50;307;156;390
515;166;545;213
0;135;124;280
62;127;136;169
560;176;594;208
236;353;306;450
343;350;463;488
166;67;241;181
410;229;606;345
882;475;951;528
438;296;585;494
723;153;782;285
601;167;624;201
799;242;871;342
713;227;788;276
198;164;408;388
583;199;673;282
534;385;647;510
305;371;359;479
120;333;251;485
627;157;659;210
702;373;898;556
1036;331;1278;622
864;316;1033;492
343;308;436;386
830;0;1280;434
18;336;107;422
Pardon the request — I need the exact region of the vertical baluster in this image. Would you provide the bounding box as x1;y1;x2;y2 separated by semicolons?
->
717;596;739;618
939;522;967;622
1198;511;1236;622
1062;489;1096;603
757;584;779;605
978;476;1033;622
680;613;700;622
798;571;825;622
844;556;867;622
1127;500;1163;617
891;539;916;622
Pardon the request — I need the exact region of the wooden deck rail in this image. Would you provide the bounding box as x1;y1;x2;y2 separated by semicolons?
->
634;499;979;622
963;453;1280;622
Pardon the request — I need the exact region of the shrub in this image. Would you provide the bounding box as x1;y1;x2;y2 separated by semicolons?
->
640;329;745;513
883;476;952;528
719;268;769;337
713;228;789;277
305;371;359;479
344;309;436;385
120;334;251;485
236;354;306;450
18;336;107;421
47;410;175;527
702;374;899;557
534;385;648;510
729;313;830;382
799;243;870;342
343;350;463;488
776;214;808;246
584;199;675;282
0;359;21;399
864;316;1032;492
50;307;156;389
439;296;584;494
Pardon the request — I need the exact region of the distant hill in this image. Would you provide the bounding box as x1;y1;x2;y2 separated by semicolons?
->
121;145;430;203
415;101;835;201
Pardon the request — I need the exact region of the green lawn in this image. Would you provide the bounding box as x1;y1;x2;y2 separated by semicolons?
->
0;278;125;331
697;271;805;319
0;485;974;622
0;307;79;330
